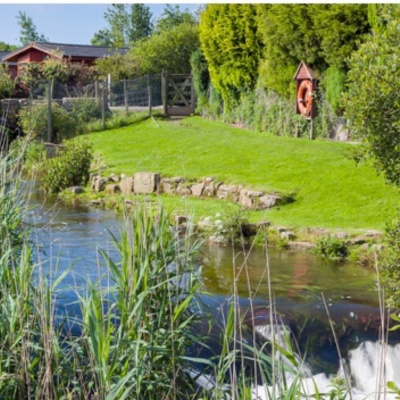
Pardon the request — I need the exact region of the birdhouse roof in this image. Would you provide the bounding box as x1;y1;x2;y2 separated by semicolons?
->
294;62;318;81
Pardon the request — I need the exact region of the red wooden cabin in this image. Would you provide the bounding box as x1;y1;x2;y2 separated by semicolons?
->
2;42;128;77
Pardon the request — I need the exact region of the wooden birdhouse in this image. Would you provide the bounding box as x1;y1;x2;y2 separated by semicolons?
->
294;62;318;120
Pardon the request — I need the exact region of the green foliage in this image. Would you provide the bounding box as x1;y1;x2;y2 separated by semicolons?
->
128;23;199;75
0;41;18;51
16;11;48;45
256;4;370;98
85;110;151;133
199;4;262;106
95;53;138;80
380;216;400;309
92;4;153;48
128;4;153;44
323;67;347;115
0;64;14;98
256;4;321;97
314;235;348;259
310;4;370;70
19;101;77;142
22;58;96;86
70;97;102;126
190;48;209;113
155;4;197;33
345;12;400;187
41;139;93;193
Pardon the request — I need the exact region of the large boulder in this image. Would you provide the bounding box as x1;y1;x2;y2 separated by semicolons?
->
105;184;121;195
191;182;205;197
258;194;283;209
120;176;134;195
134;172;160;194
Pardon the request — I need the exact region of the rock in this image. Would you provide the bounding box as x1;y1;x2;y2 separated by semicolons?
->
203;182;217;197
334;232;349;239
281;231;295;240
160;180;176;195
203;177;215;184
92;176;107;192
134;172;160;194
191;182;205;197
259;194;283;209
170;176;185;184
108;173;120;183
176;183;191;196
288;241;316;250
346;238;367;246
216;184;240;201
69;186;84;194
105;184;120;195
240;194;254;209
120;176;134;195
253;221;270;229
276;227;288;233
90;200;101;206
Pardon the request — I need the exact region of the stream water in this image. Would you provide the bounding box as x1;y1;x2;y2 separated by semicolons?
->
26;189;400;399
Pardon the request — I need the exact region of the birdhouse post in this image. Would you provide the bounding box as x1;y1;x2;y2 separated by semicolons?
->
294;62;319;139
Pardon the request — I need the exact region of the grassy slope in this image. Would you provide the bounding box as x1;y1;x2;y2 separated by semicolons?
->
84;116;399;231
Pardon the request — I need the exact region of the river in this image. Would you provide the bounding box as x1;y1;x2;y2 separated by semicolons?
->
26;188;400;399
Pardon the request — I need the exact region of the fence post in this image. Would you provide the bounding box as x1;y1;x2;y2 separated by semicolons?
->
162;69;168;116
148;85;152;117
101;78;106;130
190;73;196;110
107;73;111;108
124;78;128;115
95;81;99;99
47;79;53;143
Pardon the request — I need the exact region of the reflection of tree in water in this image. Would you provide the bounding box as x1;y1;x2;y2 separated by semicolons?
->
288;257;310;298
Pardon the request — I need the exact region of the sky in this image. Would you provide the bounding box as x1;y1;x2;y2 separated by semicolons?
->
0;3;202;46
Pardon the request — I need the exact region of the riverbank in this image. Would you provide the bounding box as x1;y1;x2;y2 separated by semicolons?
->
79;115;399;231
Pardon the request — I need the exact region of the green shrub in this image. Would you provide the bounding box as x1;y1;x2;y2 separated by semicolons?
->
314;235;348;259
323;66;347;115
19;102;78;143
69;97;102;128
41;139;93;193
190;48;210;114
380;216;400;308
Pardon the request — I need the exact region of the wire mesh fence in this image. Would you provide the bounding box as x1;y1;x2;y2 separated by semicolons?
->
0;74;163;146
110;74;162;109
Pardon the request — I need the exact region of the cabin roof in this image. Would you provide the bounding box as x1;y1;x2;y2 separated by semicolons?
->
3;42;128;62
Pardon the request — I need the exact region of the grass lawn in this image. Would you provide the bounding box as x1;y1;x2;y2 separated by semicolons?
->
83;116;399;231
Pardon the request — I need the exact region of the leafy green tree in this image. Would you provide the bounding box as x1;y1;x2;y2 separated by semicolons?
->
103;4;127;48
155;5;196;33
256;4;370;98
91;29;113;46
0;41;18;51
311;4;370;70
92;4;152;48
17;11;48;45
127;22;199;75
256;4;323;97
199;4;262;106
128;4;153;45
345;13;400;186
190;48;210;112
95;53;138;80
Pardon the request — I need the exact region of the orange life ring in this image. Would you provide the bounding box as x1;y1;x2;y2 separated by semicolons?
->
297;80;313;117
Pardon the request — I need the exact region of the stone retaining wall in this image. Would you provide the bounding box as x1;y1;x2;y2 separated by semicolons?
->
91;171;292;210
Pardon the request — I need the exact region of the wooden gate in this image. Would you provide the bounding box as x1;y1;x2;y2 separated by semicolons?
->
162;71;196;117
